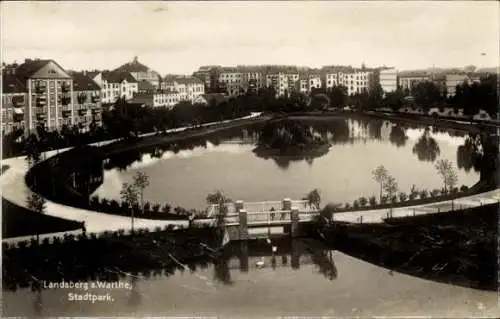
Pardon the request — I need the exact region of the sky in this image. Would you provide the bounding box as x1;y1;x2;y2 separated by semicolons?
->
1;1;499;75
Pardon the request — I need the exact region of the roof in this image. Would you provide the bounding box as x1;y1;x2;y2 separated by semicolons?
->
2;73;26;93
71;72;101;91
114;56;150;73
138;80;156;92
101;71;138;83
85;71;101;79
163;75;202;85
15;58;71;80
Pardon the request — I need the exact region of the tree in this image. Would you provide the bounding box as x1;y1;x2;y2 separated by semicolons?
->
372;165;389;202
27;192;46;242
368;83;384;109
303;189;321;209
24;134;42;167
383;175;398;204
120;182;139;233
435;159;458;194
327;85;348;108
206;190;231;239
133;171;150;215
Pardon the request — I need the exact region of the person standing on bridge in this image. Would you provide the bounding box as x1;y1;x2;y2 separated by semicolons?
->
270;207;275;221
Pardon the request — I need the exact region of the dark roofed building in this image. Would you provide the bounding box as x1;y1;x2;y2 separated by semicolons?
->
138;79;156;93
113;56;161;88
2;73;26;94
71;72;101;91
101;70;138;84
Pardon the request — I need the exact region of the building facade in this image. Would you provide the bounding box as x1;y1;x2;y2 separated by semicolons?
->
11;59;76;135
1;71;26;134
71;72;103;130
445;74;470;97
398;73;429;91
130;90;181;109
161;76;205;103
337;70;372;96
379;68;398;94
218;68;244;96
92;71;139;104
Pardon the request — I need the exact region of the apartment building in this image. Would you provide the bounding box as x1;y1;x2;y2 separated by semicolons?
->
265;71;299;97
379;68;398;93
445;74;470;97
239;67;266;94
308;74;322;91
161;75;205;103
130;90;181;109
398;72;429;91
1;71;26;134
113;56;161;88
337;70;372;96
218;68;244;96
71;72;102;129
7;59;76;135
324;73;339;90
92;71;139;104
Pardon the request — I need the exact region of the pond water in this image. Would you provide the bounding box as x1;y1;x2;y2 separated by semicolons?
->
93;116;480;210
3;238;498;317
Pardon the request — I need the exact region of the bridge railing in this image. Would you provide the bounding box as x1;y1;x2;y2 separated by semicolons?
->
246;210;292;223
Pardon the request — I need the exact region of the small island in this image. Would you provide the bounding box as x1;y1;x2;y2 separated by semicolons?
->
252;119;331;160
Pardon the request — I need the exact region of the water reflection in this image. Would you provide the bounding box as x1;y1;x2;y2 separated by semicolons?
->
389;125;408;148
412;128;441;162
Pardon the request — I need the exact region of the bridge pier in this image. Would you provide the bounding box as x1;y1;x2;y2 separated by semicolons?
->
239;241;249;272
290;207;300;238
282;198;292;211
235;200;244;211
238;209;248;241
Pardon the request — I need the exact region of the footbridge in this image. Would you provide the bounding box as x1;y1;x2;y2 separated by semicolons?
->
207;198;320;240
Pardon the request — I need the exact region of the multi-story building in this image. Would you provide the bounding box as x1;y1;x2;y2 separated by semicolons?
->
92;71;139;104
324;73;339;90
193;66;222;93
337;70;372;96
297;75;309;94
12;59;75;135
445;74;470;97
218;68;243;96
1;71;26;134
265;71;299;97
161;75;205;103
239;67;266;94
71;72;102;130
308;74;322;91
398;72;429;91
379;68;398;94
130;90;181;109
113;56;161;88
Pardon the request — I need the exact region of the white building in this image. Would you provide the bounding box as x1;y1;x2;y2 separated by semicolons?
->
308;74;322;91
161;76;205;103
218;68;243;96
92;71;138;104
325;73;339;90
379;68;398;94
337;70;372;96
266;72;299;96
445;74;470;97
130;90;181;109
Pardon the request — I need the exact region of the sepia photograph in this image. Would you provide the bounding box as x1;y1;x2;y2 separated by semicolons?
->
1;1;499;318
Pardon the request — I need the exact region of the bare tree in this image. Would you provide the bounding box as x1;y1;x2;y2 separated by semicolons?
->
435;159;458;193
303;189;321;209
372;165;389;202
120;182;139;234
133;171;150;215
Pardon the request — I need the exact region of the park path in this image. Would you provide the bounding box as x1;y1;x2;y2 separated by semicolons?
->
1;113;263;244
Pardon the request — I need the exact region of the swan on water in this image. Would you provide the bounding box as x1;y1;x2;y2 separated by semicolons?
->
272;246;277;253
256;257;265;268
266;238;271;245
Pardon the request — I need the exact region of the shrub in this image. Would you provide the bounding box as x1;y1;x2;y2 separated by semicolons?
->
419;189;428;199
344;203;351;209
152;204;161;213
162;204;172;214
380;196;388;204
42;238;50;245
100;198;110;209
391;195;398;203
109;200;120;211
143;202;151;214
430;189;440;198
408;191;418;201
359;197;368;207
154;226;162;232
460;185;469;192
90;196;100;208
398;192;407;202
369;196;377;206
17;240;28;249
450;187;459;194
353;200;360;209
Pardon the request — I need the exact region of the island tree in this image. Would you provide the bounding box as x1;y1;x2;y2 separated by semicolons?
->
133;171;150;216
